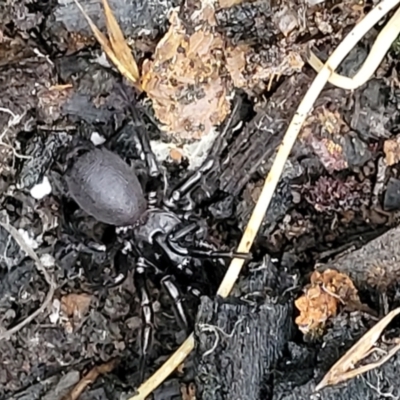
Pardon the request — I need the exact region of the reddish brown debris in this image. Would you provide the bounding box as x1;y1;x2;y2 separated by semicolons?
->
302;176;371;213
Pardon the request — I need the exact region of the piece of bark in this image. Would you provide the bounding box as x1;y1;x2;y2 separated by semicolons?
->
319;225;400;293
47;0;180;47
273;359;400;400
216;72;313;198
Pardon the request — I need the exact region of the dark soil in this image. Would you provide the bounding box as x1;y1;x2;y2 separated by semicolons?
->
2;0;400;399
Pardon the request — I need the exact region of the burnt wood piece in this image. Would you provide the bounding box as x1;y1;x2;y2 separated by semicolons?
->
194;258;293;400
319;225;400;293
217;73;313;198
273;360;400;400
47;0;180;44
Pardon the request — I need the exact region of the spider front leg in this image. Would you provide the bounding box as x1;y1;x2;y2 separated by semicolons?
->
163;158;215;211
166;223;251;260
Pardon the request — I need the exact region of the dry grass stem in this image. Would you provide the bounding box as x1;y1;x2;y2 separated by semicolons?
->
307;6;400;90
73;0;140;87
128;0;400;398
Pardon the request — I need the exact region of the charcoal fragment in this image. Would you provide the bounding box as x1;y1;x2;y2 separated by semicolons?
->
383;177;400;211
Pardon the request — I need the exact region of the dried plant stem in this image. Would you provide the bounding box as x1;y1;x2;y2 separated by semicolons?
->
128;1;400;399
307;5;400;90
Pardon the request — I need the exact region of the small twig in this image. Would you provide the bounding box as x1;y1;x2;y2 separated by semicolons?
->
0;220;56;341
127;1;400;398
306;6;400;90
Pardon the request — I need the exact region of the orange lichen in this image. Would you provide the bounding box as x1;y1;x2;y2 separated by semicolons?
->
295;269;360;335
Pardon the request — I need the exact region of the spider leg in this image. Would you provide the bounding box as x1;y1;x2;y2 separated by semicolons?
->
117;84;160;177
161;275;189;332
166;224;251;260
163;158;215;210
163;96;242;211
130;112;159;178
134;258;154;382
133;256;190;381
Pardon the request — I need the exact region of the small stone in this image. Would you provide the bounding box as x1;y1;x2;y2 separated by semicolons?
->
90;132;106;146
30;176;52;199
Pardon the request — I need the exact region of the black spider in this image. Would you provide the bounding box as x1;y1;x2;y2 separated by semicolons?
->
61;94;249;381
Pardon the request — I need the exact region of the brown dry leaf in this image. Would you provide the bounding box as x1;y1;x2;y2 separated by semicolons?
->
248;50;304;91
316;307;400;391
301;106;348;172
61;359;118;400
141;10;231;141
295;269;360;335
73;0;140;87
225;45;249;89
384;137;400;166
61;293;92;320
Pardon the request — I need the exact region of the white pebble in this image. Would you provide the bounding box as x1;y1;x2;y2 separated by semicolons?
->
30;176;52;200
90;132;106;146
40;253;55;267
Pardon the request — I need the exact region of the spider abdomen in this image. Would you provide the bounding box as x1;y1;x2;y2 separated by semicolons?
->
65;147;147;226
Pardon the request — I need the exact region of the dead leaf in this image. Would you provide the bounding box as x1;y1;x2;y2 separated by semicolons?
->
225;45;248;88
102;0;139;80
384;137;400;166
309;137;348;172
61;293;92;320
73;0;140;87
141;10;231;141
316;307;400;391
